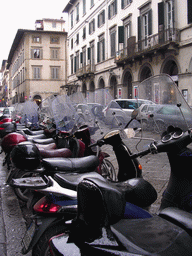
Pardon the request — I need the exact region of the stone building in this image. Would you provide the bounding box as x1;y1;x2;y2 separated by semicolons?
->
7;18;67;106
63;0;192;105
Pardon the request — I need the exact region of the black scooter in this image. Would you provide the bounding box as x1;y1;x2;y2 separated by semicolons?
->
49;175;192;256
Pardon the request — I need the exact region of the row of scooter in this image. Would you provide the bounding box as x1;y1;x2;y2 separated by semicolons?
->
2;75;192;255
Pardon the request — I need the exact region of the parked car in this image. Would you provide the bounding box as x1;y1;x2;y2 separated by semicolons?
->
136;103;157;127
147;104;192;132
87;103;105;120
0;107;4;117
3;107;15;116
103;99;153;127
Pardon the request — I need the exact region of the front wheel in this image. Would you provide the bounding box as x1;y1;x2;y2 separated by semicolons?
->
101;159;117;181
32;224;69;256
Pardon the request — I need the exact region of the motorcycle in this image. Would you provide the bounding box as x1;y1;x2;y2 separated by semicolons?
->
48;74;192;256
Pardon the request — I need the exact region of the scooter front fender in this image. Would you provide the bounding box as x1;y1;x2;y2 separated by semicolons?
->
22;216;59;254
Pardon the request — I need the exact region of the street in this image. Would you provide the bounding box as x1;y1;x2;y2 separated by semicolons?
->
0;129;171;255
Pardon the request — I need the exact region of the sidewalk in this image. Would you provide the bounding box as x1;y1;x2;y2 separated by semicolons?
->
0;153;31;256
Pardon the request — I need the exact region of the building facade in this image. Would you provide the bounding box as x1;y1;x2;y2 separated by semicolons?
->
0;60;9;106
7;18;67;106
63;0;192;105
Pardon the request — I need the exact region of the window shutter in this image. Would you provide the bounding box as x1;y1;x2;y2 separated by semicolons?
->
98;14;99;27
121;0;124;9
118;26;124;43
97;42;100;63
89;22;91;34
108;5;111;19
80;52;83;64
93;18;95;32
103;39;105;61
188;0;192;24
138;16;141;41
148;9;152;36
74;56;77;73
103;10;105;24
88;47;91;60
158;2;164;27
115;0;117;14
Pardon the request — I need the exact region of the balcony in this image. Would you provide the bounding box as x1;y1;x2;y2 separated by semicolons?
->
76;64;95;80
115;28;180;67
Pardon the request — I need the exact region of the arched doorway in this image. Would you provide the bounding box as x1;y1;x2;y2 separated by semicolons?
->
82;82;87;98
98;78;105;89
140;65;152;81
123;70;132;98
162;59;178;76
33;95;42;106
110;75;117;98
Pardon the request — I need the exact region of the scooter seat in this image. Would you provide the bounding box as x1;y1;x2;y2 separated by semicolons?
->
22;128;44;135
42;155;99;173
54;171;104;190
39;148;72;158
35;142;57;150
159;207;192;236
27;134;47;141
33;137;55;144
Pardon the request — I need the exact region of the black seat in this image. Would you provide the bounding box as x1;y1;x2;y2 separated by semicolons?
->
33;138;55;144
159;207;192;236
42;155;99;173
54;171;104;190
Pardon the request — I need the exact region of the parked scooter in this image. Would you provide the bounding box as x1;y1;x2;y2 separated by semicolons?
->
48;74;192;256
10;112;144;255
49;176;192;256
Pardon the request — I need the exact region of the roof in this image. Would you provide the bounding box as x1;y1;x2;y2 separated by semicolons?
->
63;0;76;13
7;29;67;69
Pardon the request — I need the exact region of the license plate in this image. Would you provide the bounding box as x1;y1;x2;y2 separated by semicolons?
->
22;221;36;251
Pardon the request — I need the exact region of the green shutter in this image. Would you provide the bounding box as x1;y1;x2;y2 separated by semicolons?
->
118;26;124;43
74;56;77;73
88;48;91;60
158;2;164;27
188;0;192;24
148;9;152;36
97;42;100;63
115;0;117;14
103;39;105;61
80;52;83;63
138;16;142;51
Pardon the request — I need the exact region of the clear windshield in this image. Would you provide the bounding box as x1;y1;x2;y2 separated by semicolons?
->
132;74;192;150
13;101;39;127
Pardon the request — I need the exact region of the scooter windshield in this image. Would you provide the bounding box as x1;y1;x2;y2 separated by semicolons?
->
135;74;192;140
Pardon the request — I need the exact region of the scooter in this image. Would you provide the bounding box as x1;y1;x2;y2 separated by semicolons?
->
47;74;192;255
10;116;145;255
49;175;192;256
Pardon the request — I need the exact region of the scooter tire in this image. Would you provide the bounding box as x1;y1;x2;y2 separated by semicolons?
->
32;223;69;256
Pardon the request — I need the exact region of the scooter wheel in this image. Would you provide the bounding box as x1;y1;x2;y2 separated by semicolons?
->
32;224;69;256
101;159;117;181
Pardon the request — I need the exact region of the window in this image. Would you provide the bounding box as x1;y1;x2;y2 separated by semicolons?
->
76;3;79;23
138;6;152;50
97;34;105;63
110;27;116;57
108;0;117;19
98;10;105;27
32;36;41;43
121;0;132;9
76;51;80;71
51;48;59;59
71;10;74;28
33;66;41;79
89;19;95;34
51;67;60;79
31;48;42;59
50;37;60;44
91;0;94;8
82;46;87;67
83;0;86;15
83;27;86;39
71;38;74;49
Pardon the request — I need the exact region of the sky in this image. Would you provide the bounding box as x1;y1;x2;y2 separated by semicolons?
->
0;0;68;67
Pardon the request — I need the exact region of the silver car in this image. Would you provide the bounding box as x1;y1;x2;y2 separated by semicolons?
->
103;99;153;127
